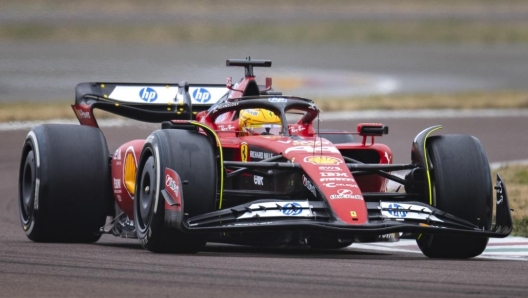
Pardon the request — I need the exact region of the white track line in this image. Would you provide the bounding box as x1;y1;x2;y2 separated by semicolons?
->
349;237;528;261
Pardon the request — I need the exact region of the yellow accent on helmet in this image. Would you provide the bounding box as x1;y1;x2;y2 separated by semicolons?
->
239;109;281;135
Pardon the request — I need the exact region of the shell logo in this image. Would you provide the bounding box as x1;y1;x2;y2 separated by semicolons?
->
303;156;343;165
123;148;137;195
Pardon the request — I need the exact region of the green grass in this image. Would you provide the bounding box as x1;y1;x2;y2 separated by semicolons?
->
493;165;528;236
513;218;528;237
514;169;528;184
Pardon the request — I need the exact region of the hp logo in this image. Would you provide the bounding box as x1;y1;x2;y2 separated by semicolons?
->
387;203;407;218
192;88;211;103
282;202;302;216
139;87;158;102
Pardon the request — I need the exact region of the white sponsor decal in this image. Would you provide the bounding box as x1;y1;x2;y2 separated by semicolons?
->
318;166;341;171
113;148;121;160
497;180;504;205
165;175;180;196
107;86;228;105
277;138;331;145
285;146;340;154
268;97;288;103
385;151;392;163
329;189;363;200
290;126;306;133
254;175;264;185
302;175;317;197
113;178;121;189
75;109;90;119
320;177;355;182
250;151;275;159
320;172;348;177
323;182;358;188
379;202;444;222
217;102;239;109
211;102;239;114
236;201;313;219
218;124;235;131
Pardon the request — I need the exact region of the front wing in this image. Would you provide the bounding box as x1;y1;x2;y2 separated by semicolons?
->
183;175;512;238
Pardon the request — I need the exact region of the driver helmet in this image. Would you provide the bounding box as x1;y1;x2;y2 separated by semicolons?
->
239;109;282;135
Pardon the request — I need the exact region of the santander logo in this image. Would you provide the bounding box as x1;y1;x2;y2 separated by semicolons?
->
164;168;182;207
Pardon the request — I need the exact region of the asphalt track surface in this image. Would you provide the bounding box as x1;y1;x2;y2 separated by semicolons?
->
2;114;528;298
2;42;528;102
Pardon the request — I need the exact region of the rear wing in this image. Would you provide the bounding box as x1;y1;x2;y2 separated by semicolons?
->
73;81;229;126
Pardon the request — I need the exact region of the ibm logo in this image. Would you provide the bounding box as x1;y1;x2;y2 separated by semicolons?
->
192;88;211;103
139;87;158;102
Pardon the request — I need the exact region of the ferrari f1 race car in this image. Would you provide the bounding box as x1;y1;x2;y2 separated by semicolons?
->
19;58;512;258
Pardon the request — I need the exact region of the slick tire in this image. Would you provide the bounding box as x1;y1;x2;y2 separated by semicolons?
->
318;129;355;144
416;135;492;259
18;124;111;242
134;129;217;253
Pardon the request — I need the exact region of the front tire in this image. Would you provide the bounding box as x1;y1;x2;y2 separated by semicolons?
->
416;135;492;258
18;124;111;242
134;129;217;253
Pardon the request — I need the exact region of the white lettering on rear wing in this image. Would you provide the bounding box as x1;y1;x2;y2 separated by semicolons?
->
107;86;229;105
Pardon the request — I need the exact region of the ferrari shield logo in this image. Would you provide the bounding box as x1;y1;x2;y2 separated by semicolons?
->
350;211;357;218
241;142;248;162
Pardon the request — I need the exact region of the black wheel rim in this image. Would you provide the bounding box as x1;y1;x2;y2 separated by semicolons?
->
20;150;36;224
137;155;156;232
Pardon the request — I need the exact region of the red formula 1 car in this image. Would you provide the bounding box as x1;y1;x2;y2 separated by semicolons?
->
18;59;512;258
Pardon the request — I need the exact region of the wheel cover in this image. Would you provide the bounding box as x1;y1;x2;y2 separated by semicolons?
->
136;156;156;232
20;150;36;225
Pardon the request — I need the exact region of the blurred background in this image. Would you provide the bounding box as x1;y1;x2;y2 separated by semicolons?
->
1;0;528;105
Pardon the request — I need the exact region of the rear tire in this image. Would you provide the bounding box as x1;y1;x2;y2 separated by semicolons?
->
416;135;492;258
18;124;111;242
134;129;217;253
